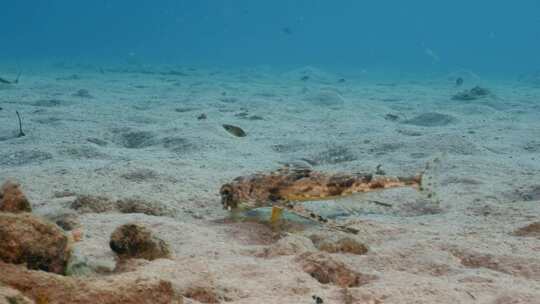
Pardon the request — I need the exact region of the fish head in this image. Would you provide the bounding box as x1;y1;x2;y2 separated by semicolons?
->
220;184;241;211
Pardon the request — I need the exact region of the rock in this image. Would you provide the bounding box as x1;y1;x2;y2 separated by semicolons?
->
513;222;540;237
0;285;34;304
70;195;115;214
50;213;80;231
339;289;383;304
384;113;400;121
310;235;368;255
70;195;177;217
0;262;182;304
402;112;456;127
113;258;150;273
0;180;32;213
65;246;116;276
116;198;177;217
71;229;83;242
295;252;376;288
183;286;220;304
110;223;171;261
65;250;94;277
452;86;491;101
0;213;71;274
174;107;196;113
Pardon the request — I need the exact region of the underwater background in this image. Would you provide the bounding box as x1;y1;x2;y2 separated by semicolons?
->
1;1;540;304
2;0;540;74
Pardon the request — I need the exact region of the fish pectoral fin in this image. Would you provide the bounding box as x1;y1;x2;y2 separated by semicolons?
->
270;206;284;223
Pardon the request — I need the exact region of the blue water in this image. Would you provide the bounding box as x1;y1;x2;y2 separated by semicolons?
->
2;1;539;74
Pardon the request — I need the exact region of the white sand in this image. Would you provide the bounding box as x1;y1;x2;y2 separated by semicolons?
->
1;65;539;303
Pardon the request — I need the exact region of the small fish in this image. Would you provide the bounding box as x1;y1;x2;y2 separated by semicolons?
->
312;295;324;304
282;27;293;35
455;77;464;87
424;48;440;63
222;124;247;137
384;113;399;121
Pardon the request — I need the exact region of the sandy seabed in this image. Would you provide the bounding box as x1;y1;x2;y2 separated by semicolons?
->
1;65;539;303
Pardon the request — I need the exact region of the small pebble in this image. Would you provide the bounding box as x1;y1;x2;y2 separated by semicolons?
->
384;113;399;121
73;89;93;98
175;107;195;113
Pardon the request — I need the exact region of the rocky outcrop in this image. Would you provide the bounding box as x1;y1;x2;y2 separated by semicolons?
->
0;284;34;304
0;262;182;304
0;213;71;274
110;223;171;261
513;222;540;237
0;180;31;213
70;195;177;217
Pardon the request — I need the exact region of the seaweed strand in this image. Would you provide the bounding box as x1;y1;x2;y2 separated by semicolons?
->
16;111;25;137
0;71;21;84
